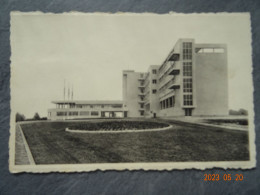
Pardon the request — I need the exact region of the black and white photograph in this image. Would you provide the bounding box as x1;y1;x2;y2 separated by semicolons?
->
9;12;256;173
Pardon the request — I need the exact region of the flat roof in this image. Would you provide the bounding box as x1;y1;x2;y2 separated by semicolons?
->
52;100;123;105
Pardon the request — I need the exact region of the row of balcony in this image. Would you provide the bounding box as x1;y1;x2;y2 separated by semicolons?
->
159;62;180;83
159;63;180;89
158;61;174;79
159;77;180;93
159;89;174;100
158;53;180;74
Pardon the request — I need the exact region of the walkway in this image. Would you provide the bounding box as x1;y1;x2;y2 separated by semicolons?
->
15;124;35;165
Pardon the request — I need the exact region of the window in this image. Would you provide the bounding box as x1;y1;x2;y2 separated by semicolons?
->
183;62;192;76
140;111;144;116
80;111;89;116
69;112;78;116
152;69;157;74
140;73;144;78
169;97;173;107
112;104;123;108
70;104;75;108
140;104;144;108
183;42;192;60
91;111;99;116
152;79;157;84
185;108;192;116
183;95;193;106
196;48;225;53
214;48;225;53
160;96;175;110
152;89;157;94
57;112;67;116
183;78;193;93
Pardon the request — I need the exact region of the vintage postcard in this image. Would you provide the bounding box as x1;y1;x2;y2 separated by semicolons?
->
9;12;256;173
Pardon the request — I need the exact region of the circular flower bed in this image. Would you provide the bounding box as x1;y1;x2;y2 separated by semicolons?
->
67;121;170;132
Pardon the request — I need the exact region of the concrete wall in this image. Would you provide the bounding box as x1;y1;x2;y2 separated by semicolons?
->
147;65;160;117
122;70;143;117
193;45;228;116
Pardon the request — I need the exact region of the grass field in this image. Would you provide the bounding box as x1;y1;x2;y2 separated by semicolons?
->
20;119;249;164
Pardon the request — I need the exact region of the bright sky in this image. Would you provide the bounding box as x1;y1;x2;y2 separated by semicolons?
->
10;12;253;118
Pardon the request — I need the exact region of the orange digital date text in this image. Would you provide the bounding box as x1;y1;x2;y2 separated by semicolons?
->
204;174;243;181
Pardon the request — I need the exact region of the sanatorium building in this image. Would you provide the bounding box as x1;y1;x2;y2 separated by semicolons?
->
48;38;228;120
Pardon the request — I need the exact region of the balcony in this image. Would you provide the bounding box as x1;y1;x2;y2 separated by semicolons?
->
168;79;180;89
161;77;180;90
168;63;180;75
138;93;145;97
168;53;180;61
159;90;174;99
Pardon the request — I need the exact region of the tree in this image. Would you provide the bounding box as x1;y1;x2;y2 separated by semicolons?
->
33;112;41;120
16;112;26;122
238;108;248;116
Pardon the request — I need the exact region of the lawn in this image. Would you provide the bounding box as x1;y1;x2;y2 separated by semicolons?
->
20;119;249;164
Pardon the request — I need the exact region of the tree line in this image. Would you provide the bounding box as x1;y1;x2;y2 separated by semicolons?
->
16;112;47;122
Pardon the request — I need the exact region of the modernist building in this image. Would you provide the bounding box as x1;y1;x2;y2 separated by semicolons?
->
123;38;228;117
47;100;126;120
48;38;228;120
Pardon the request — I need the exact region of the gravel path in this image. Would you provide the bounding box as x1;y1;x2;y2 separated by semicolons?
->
15;125;30;165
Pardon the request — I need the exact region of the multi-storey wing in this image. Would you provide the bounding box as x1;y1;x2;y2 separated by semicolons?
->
123;38;228;117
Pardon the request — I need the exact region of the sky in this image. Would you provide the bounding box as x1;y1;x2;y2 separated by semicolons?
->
10;12;253;118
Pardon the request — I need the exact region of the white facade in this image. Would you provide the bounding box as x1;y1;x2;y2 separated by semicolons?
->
48;100;126;120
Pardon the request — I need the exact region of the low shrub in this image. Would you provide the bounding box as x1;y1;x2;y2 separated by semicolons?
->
205;119;248;126
68;121;169;131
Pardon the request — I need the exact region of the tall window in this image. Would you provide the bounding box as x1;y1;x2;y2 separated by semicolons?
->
152;69;157;74
183;62;192;76
183;42;192;60
152;89;157;94
183;78;193;93
183;95;193;106
160;96;175;110
152;79;157;84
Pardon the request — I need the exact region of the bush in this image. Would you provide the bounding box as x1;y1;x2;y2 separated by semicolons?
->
33;112;41;120
16;112;26;122
68;121;169;131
